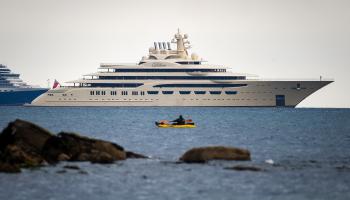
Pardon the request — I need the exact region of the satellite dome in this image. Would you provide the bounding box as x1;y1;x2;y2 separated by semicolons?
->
191;53;199;60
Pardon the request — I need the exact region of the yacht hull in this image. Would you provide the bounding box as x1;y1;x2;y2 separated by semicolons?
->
29;80;332;107
0;88;48;106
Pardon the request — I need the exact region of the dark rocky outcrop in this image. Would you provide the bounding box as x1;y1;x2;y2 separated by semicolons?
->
0;119;147;173
0;119;52;168
179;146;251;163
0;162;21;173
42;132;126;163
0;119;53;152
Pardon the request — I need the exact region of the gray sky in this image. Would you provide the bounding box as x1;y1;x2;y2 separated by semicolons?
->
1;0;349;107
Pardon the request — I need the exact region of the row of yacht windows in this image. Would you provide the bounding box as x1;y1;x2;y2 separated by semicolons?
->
89;90;238;96
0;83;13;86
138;61;203;65
113;68;227;73
0;74;19;77
56;98;273;102
86;83;144;88
82;83;247;88
97;76;246;80
154;83;247;88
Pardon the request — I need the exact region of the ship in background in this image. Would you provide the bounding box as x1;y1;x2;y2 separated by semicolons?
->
30;30;332;107
0;64;48;105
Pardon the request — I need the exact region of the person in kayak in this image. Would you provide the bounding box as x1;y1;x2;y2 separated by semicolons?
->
172;115;186;125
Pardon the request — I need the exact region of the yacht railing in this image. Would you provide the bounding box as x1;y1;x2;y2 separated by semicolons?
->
100;63;138;67
256;78;334;81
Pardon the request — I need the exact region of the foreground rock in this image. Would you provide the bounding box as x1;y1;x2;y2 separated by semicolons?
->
0;162;21;173
42;132;126;163
180;146;251;163
0;119;53;169
0;119;147;173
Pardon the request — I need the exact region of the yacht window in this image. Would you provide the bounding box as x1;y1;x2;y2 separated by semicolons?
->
132;91;138;95
194;91;206;94
147;91;159;95
140;91;145;95
96;91;100;95
225;91;237;95
179;91;191;95
210;91;221;95
162;91;174;95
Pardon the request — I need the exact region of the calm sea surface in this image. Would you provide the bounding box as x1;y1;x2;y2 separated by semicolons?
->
0;107;349;200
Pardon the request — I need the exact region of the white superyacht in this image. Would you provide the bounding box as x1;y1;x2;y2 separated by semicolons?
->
31;30;333;107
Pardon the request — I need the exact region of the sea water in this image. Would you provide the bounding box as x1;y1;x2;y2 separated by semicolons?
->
0;107;349;200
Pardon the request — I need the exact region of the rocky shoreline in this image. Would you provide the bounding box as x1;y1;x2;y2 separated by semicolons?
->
0;119;252;173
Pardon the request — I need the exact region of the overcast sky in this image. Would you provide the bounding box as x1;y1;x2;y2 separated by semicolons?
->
1;0;349;107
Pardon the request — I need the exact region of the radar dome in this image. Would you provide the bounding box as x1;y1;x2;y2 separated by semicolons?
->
191;53;199;60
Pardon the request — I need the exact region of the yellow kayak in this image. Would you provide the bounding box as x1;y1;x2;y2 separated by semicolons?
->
156;123;196;128
155;121;196;128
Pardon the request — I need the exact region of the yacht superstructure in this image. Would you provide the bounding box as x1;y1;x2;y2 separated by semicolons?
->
30;30;332;107
0;64;48;105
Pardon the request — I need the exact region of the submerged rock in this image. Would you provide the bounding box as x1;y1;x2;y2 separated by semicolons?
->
335;165;350;171
180;146;251;163
224;165;263;172
126;151;149;159
63;165;80;170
